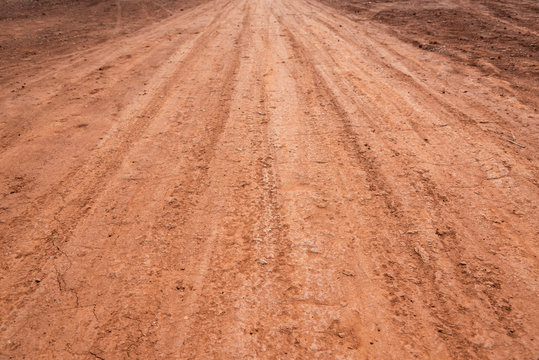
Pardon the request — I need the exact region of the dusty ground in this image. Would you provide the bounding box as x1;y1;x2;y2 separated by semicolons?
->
0;0;207;84
0;0;537;358
319;0;539;106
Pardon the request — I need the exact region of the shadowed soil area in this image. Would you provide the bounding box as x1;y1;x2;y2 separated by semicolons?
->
318;0;539;104
0;0;206;83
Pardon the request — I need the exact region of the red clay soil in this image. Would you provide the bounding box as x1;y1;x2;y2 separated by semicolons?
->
319;0;539;105
0;0;206;83
0;0;537;358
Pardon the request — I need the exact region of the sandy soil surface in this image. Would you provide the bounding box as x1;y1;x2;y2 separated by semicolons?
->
0;0;537;358
319;0;539;105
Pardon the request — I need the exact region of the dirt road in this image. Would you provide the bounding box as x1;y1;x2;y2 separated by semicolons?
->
0;0;537;358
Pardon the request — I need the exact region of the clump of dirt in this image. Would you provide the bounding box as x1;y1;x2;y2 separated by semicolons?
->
317;0;538;100
0;0;206;82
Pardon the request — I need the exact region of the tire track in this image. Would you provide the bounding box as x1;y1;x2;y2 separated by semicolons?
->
273;1;537;357
156;2;291;356
1;0;537;358
0;0;221;152
0;1;247;355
